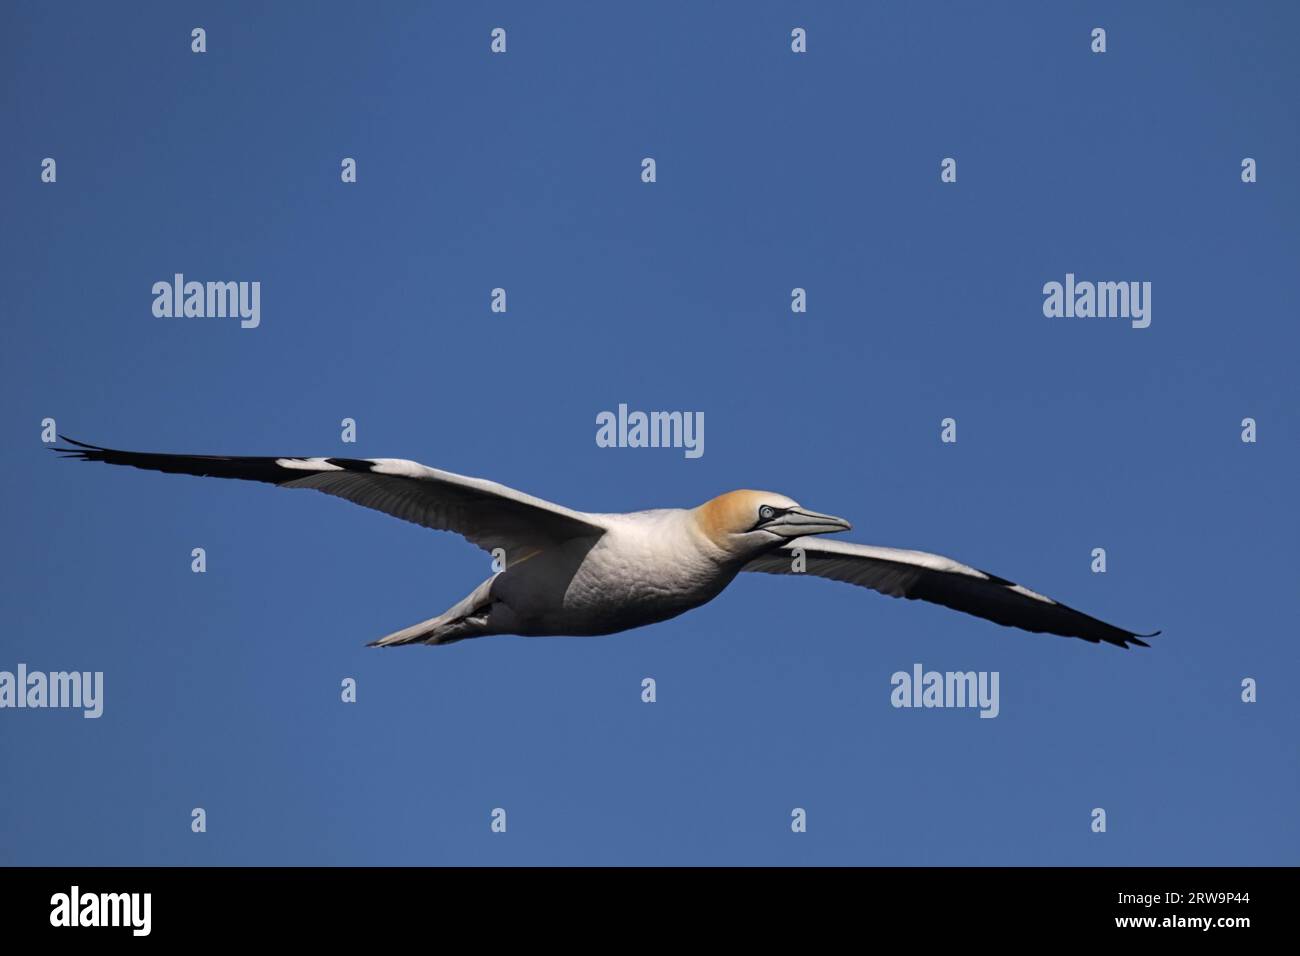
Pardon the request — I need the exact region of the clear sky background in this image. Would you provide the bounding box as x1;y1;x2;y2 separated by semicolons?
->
2;2;1296;865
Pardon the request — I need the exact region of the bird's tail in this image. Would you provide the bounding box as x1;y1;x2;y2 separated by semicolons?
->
368;578;496;647
368;613;464;647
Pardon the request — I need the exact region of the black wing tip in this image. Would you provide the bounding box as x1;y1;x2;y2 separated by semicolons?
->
47;436;324;485
50;435;105;458
326;458;380;473
1119;628;1161;649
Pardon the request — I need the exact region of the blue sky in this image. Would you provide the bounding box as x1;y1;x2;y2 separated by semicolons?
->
1;1;1296;865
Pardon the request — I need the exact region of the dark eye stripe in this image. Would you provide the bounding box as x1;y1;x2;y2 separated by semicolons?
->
748;506;787;532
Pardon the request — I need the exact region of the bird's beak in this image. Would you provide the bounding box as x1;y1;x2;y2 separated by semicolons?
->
765;508;852;538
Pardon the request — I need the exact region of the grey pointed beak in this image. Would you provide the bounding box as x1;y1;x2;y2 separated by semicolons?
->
765;508;852;538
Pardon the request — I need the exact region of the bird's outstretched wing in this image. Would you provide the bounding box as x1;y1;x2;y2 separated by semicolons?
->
742;538;1158;648
52;437;606;555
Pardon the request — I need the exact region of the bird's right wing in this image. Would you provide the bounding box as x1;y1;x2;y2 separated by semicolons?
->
742;538;1158;648
53;437;606;556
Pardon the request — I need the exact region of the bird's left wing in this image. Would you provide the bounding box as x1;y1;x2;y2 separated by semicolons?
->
742;537;1158;648
53;437;606;556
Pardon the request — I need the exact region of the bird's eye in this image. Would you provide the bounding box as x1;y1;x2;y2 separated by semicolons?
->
759;506;775;520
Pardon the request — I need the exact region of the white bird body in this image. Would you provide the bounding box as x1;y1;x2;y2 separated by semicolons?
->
53;438;1158;650
486;507;738;638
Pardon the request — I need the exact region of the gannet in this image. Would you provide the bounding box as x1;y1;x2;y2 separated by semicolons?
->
52;438;1159;649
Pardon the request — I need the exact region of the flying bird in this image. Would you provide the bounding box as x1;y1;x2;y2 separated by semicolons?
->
52;438;1158;649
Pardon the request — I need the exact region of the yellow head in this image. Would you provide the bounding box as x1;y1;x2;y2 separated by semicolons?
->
695;489;851;553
